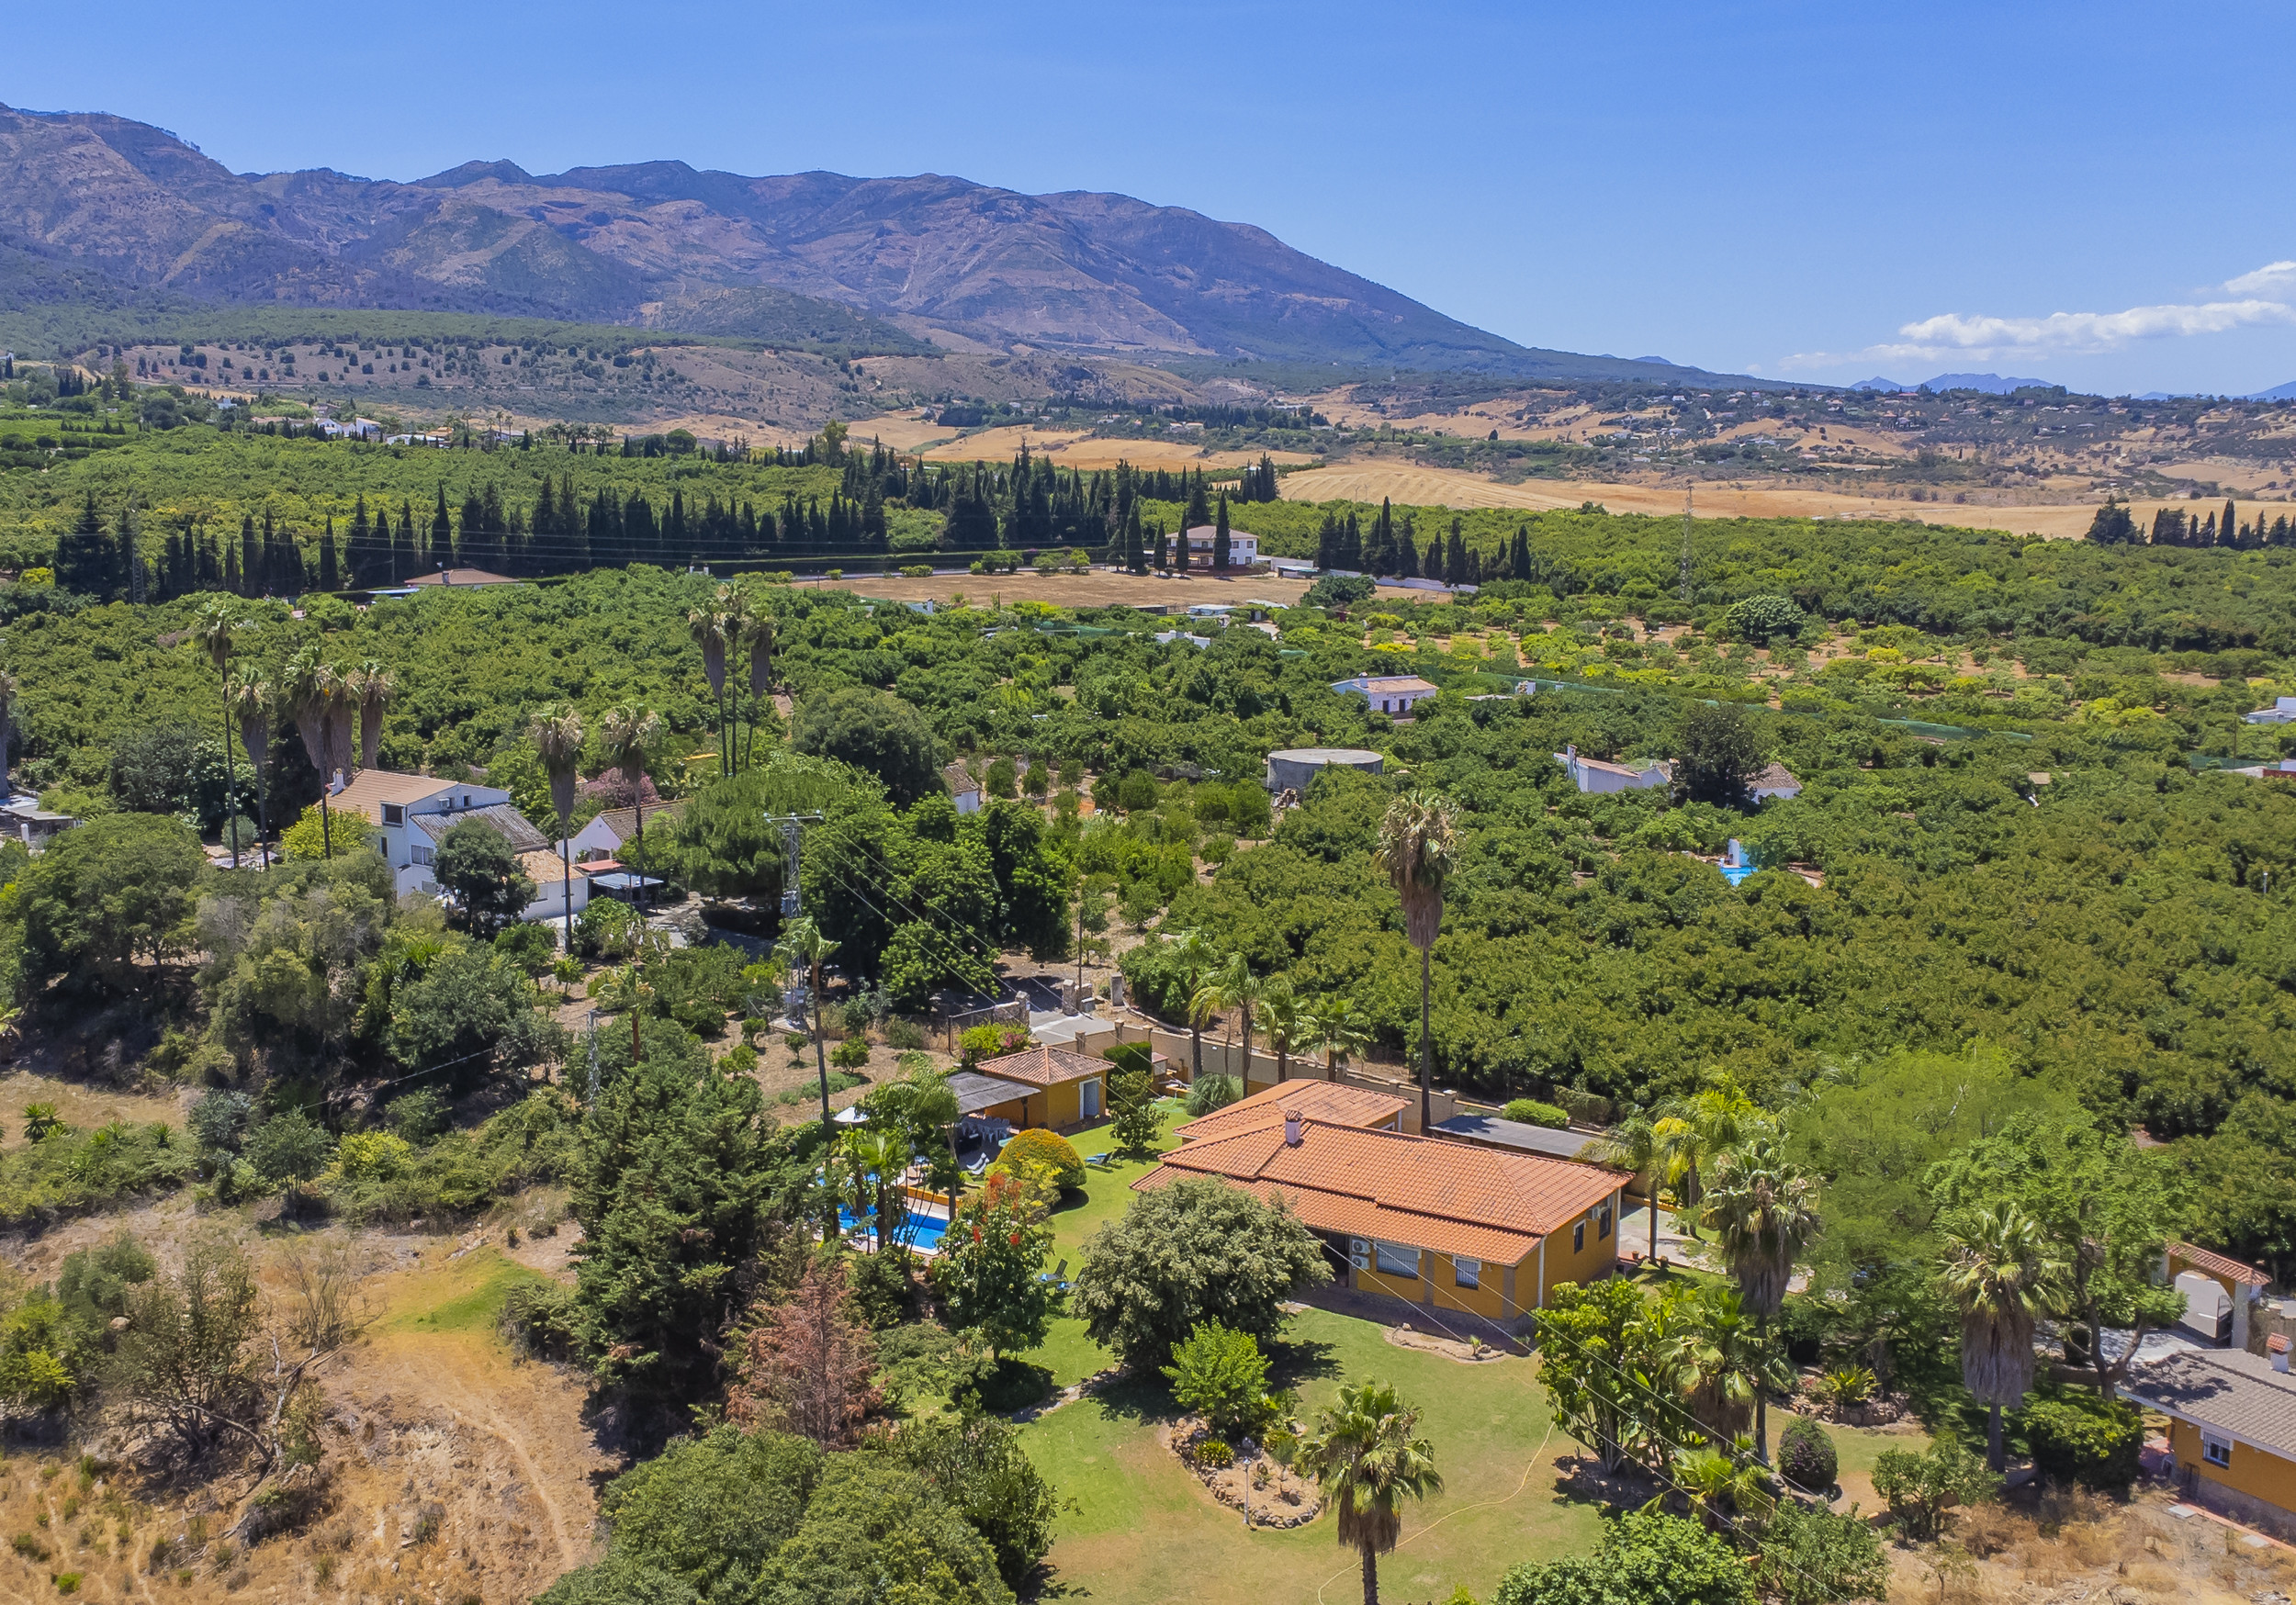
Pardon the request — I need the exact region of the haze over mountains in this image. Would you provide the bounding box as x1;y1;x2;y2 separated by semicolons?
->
0;100;1766;387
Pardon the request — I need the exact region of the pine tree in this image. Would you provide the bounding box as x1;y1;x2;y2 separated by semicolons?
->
54;492;115;599
120;506;146;604
1213;493;1232;569
242;514;262;597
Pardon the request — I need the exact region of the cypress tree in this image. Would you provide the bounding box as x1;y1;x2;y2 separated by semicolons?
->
242;514;262;597
395;499;417;580
1184;472;1210;532
1153;523;1168;570
319;518;340;590
433;485;453;568
224;537;241;593
1316;512;1337;571
2223;499;2238;549
1213;493;1232;569
1444;518;1466;587
1511;525;1532;580
1342;511;1362;570
54;492;113;598
346;495;371;585
1398;518;1419;579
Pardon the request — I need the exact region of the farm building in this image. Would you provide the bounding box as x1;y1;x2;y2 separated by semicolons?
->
1264;746;1384;793
2126;1343;2296;1541
1331;675;1439;718
1556;744;1671;794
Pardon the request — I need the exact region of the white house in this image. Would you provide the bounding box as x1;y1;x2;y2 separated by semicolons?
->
335;770;584;925
944;763;983;814
1751;762;1803;802
557;801;684;867
1181;524;1260;569
2245;696;2296;724
1332;675;1440;718
1556;744;1671;794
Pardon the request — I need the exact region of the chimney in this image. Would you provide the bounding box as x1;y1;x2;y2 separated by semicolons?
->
2272;1334;2290;1375
1565;743;1577;761
1283;1109;1303;1147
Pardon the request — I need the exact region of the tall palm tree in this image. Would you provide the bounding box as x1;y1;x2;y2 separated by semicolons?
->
688;600;731;775
1662;1285;1792;1449
741;606;778;769
715;585;754;769
1942;1200;2070;1472
599;701;663;908
1165;926;1219;1083
530;704;586;949
1254;975;1310;1085
1372;791;1457;1133
845;1127;913;1251
1587;1108;1666;1265
349;659;394;772
1296;1379;1444;1605
0;670;17;802
1701;1137;1821;1462
1191;951;1265;1086
195;600;242;867
280;644;341;858
1311;993;1372;1078
227;670;275;870
774;914;841;1150
1651;1072;1772;1241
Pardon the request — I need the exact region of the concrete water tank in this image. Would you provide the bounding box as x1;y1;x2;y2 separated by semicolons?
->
1265;747;1384;793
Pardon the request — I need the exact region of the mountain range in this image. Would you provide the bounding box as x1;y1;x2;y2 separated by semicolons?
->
0;101;1761;387
1849;373;2055;394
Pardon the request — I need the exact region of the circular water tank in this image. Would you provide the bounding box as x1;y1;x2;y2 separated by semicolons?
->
1265;746;1383;793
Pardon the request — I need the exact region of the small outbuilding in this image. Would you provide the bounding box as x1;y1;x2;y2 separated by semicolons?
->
1332;675;1440;718
1265;746;1384;793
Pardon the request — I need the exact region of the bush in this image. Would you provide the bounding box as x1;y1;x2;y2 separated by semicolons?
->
899;565;932;578
996;1128;1084;1192
1723;593;1806;644
2021;1392;2143;1490
573;897;642;961
1194;1437;1232;1469
1502;1099;1569;1128
957;1023;1030;1065
1873;1435;1998;1540
1163;1322;1274;1440
884;1018;928;1051
830;1036;872;1071
1185;1075;1242;1117
1776;1416;1838;1493
1495;1510;1752;1605
1754;1500;1888;1605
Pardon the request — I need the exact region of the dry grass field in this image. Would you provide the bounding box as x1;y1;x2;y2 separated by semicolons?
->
841;567;1313;611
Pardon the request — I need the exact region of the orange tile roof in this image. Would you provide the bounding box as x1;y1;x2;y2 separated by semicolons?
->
1136;1117;1622;1263
2173;1241;2269;1286
519;849;575;887
1176;1079;1406;1143
334;769;459;819
974;1045;1106;1089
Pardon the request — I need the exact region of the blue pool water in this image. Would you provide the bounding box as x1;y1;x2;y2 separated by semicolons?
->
838;1205;951;1252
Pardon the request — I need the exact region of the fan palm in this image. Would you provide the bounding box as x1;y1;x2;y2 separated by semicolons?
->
599;701;663;908
844;1127;914;1252
530;704;586;949
1942;1200;2070;1471
1701;1136;1821;1462
1191;951;1265;1086
1586;1108;1665;1264
1650;1072;1772;1240
1295;1379;1444;1605
688;600;731;774
1164;926;1219;1082
349;659;394;772
1663;1285;1793;1448
194;600;242;867
227;670;275;869
1371;790;1457;1133
280;645;345;857
773;915;841;1149
742;606;778;769
1253;975;1310;1085
1311;993;1372;1076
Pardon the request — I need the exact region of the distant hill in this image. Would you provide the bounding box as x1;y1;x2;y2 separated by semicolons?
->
2249;379;2296;400
0;100;1765;386
1848;376;1908;391
1915;373;2054;394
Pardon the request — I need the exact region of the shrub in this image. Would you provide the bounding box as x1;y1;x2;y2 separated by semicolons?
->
1163;1322;1274;1440
1873;1435;1998;1540
899;565;931;578
1185;1074;1242;1117
1495;1510;1752;1605
1194;1437;1232;1469
2021;1392;2143;1490
957;1023;1030;1065
1502;1099;1569;1128
884;1018;928;1051
332;1131;413;1183
1754;1500;1888;1605
1776;1417;1838;1493
830;1036;872;1072
1818;1363;1876;1409
573;897;642;961
1723;593;1806;644
996;1129;1084;1192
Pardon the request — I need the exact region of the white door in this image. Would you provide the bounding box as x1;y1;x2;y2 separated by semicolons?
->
1081;1078;1103;1119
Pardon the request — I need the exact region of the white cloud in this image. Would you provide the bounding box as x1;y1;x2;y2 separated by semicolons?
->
1779;274;2296;374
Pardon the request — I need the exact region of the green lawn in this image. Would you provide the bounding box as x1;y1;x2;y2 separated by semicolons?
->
1010;1103;1603;1604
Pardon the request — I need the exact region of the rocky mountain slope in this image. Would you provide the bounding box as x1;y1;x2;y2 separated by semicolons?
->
0;101;1741;384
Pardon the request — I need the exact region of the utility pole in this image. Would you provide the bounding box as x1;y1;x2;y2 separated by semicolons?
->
766;812;824;1024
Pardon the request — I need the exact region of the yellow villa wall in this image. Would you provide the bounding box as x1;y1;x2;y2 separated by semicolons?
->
2169;1419;2296;1515
1345;1187;1624;1323
1540;1194;1625;1303
980;1074;1105;1133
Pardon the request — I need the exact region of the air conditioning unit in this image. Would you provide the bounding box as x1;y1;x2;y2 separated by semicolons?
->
1349;1237;1370;1270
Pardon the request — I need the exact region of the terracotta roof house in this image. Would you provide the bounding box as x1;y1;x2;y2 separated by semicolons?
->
405;567;521;587
1751;762;1802;802
1176;1079;1406;1144
970;1046;1111;1131
2126;1344;2296;1541
1136;1104;1625;1327
334;769;580;926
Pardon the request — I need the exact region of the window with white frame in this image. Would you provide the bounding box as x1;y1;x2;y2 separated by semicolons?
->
2202;1432;2233;1468
1454;1256;1480;1289
1573;1219;1586;1253
1598;1203;1614;1240
412;845;433;867
1373;1241;1419;1279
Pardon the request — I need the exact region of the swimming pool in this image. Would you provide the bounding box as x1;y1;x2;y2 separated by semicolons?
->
838;1204;951;1253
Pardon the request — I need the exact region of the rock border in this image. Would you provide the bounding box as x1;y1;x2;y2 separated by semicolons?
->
1163;1418;1322;1529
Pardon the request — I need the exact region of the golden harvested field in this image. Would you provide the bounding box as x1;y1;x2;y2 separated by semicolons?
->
1275;462;2296;540
840;568;1312;611
916;424;1319;471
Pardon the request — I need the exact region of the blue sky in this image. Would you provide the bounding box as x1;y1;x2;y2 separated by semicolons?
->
10;1;2295;395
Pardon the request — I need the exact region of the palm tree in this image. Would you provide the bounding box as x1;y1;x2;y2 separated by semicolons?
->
195;600;242;867
599;701;663;908
688;600;731;774
349;659;394;772
1372;791;1457;1133
1296;1379;1444;1605
1666;1437;1773;1532
741;607;778;769
1701;1137;1821;1463
227;670;275;869
1942;1200;2070;1472
1254;976;1311;1085
280;644;343;857
1650;1073;1772;1241
0;670;17;801
1663;1285;1792;1449
715;585;754;769
1311;993;1372;1078
1165;926;1219;1082
1191;951;1265;1086
845;1127;913;1251
774;914;841;1148
1587;1108;1665;1265
530;704;586;950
